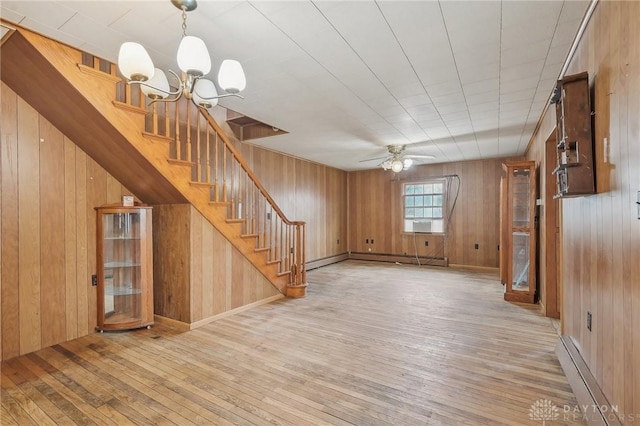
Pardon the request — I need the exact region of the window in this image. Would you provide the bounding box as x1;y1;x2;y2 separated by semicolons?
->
403;180;445;233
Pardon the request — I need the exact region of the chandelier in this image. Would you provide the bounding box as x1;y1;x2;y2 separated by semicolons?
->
117;0;246;109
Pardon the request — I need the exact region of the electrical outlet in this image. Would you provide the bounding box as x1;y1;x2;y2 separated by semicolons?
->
365;238;369;244
424;241;429;247
371;239;374;244
474;243;479;250
337;239;339;245
91;275;98;286
587;311;592;331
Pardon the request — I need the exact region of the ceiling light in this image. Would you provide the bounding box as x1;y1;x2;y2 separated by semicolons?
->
117;0;246;108
391;159;404;173
403;158;413;169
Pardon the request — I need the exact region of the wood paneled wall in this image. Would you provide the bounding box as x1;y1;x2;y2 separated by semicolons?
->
348;158;516;268
0;83;133;360
525;1;640;419
153;204;279;324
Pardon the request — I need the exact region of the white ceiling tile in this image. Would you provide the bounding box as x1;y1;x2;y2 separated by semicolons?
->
466;91;499;106
500;76;540;94
463;78;500;96
501;39;552;68
458;62;500;85
426;81;464;98
431;92;466;107
399;94;433;109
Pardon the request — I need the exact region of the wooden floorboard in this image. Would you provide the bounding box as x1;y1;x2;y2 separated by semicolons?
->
1;260;582;425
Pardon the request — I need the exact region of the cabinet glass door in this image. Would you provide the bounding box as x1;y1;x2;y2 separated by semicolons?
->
102;212;142;325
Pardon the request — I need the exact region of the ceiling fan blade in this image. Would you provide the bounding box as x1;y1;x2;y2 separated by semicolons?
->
358;156;389;163
405;154;435;159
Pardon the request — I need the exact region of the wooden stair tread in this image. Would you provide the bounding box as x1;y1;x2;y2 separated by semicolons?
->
226;218;246;224
254;247;270;253
277;270;291;277
241;234;258;239
190;181;215;188
209;201;231;206
112;100;147;115
266;259;281;265
142;131;173;143
167;158;195;167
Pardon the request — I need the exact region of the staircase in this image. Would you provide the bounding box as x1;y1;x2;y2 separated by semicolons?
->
1;25;307;297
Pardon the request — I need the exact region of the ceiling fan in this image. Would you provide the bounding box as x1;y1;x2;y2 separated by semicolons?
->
360;144;435;173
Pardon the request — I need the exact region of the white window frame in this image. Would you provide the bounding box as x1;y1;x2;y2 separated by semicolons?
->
402;179;446;234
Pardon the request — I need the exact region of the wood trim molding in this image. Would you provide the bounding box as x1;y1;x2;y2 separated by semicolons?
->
77;63;121;83
448;264;500;273
154;294;285;331
555;336;622;426
306;253;349;271
349;252;448;267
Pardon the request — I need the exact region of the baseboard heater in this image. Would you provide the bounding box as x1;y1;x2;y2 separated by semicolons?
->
306;253;349;271
555;336;622;426
348;251;448;267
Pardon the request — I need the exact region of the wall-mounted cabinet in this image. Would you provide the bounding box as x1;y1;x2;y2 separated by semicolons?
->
551;71;596;197
500;161;537;304
96;204;153;331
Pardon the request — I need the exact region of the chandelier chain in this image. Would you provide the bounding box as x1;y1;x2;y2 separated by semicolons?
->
181;7;187;37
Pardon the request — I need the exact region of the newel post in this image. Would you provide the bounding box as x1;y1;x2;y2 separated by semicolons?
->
286;222;307;298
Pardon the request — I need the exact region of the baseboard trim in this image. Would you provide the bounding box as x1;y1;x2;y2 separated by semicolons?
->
555;336;622;425
448;264;500;274
348;252;448;267
154;294;285;332
306;253;348;271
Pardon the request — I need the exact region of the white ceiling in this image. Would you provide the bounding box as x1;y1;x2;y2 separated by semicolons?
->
1;0;590;171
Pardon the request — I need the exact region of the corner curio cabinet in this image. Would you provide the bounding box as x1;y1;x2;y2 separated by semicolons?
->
500;161;537;304
96;204;153;331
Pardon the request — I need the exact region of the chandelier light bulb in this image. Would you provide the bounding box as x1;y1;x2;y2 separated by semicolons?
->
141;68;170;99
118;42;154;81
177;35;211;76
218;59;246;93
192;78;219;108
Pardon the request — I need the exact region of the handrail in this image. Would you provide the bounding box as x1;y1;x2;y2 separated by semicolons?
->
198;112;301;227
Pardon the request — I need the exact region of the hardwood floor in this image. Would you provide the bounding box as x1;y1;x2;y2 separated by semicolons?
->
1;260;582;425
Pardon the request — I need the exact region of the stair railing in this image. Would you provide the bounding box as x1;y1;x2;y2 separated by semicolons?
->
108;70;306;288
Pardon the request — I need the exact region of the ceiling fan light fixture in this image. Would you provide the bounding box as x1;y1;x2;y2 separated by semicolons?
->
403;158;413;169
391;159;404;173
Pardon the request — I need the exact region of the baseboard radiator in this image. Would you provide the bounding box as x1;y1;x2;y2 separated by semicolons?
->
348;252;448;267
555;336;622;426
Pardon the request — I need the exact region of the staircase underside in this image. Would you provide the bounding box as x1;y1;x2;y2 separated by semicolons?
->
1;30;187;205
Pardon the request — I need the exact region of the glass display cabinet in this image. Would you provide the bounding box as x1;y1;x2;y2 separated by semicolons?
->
96;204;153;331
500;161;537;304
